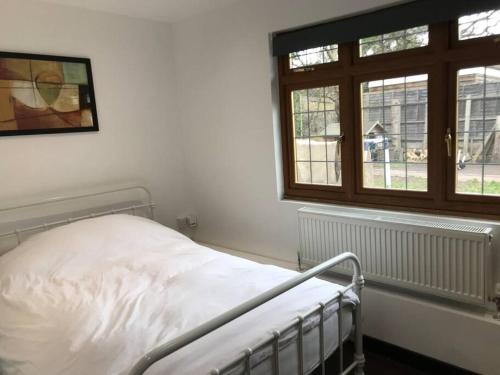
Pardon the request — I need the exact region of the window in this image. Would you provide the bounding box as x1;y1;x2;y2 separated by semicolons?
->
292;85;341;186
359;26;428;57
458;10;500;40
289;45;338;69
455;65;500;196
361;74;428;191
279;10;500;218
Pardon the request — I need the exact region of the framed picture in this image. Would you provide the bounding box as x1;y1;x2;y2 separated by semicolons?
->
0;51;98;136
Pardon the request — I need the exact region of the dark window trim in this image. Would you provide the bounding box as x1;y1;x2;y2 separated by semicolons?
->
272;0;500;56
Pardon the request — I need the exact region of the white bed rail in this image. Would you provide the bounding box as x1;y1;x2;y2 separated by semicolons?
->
0;185;154;216
0;185;155;255
129;252;365;375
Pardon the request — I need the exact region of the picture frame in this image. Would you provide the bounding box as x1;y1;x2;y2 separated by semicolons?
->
0;51;99;136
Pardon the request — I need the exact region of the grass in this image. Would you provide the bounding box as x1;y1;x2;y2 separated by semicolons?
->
369;175;500;195
369;176;427;191
457;178;500;196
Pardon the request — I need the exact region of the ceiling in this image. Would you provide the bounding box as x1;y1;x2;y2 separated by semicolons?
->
33;0;242;23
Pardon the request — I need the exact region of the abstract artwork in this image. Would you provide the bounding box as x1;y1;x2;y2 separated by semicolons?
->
0;52;98;136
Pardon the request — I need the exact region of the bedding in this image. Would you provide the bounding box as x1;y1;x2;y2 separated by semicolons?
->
0;214;357;375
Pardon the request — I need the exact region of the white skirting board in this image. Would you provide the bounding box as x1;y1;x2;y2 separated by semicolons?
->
201;242;500;375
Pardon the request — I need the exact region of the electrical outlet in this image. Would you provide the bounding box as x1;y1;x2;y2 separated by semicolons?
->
186;214;198;228
176;214;198;230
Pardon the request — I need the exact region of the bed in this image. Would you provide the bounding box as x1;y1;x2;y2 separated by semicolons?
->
0;186;365;375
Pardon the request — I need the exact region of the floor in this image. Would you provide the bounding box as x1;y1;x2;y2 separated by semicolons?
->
311;337;477;375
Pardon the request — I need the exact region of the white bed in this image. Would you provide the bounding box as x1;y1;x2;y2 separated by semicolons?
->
0;214;357;374
0;186;365;375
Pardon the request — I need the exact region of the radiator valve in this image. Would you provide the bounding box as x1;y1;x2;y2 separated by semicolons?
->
492;297;500;320
491;283;500;320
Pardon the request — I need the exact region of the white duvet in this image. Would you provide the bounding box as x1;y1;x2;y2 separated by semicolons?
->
0;215;356;375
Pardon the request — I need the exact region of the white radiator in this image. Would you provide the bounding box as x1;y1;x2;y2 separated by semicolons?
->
298;207;493;306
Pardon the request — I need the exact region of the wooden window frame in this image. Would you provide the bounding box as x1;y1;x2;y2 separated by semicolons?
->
446;57;500;212
278;20;500;219
285;78;349;196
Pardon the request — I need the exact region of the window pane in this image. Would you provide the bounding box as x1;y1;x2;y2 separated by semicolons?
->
308;88;325;111
292;90;308;113
361;74;428;191
458;10;500;40
456;163;483;195
359;25;428;57
363;163;385;189
327;139;340;162
291;85;341;186
295;138;310;161
387;163;407;190
310;137;327;161
294;114;309;137
311;162;328;184
484;165;500;196
296;162;311;184
326;111;340;135
327;162;342;186
456;65;500;196
289;45;338;69
309;112;326;136
407;163;428;191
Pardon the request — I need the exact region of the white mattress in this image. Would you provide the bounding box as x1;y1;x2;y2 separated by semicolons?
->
0;214;357;375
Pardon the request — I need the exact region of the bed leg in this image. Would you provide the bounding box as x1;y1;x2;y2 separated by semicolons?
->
354;275;365;375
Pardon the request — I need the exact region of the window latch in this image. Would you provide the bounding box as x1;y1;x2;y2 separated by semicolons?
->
445;128;452;158
292;66;316;73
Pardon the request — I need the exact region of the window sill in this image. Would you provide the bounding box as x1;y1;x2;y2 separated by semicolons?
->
280;193;500;224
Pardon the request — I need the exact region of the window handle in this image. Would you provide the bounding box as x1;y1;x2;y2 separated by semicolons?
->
445;128;452;158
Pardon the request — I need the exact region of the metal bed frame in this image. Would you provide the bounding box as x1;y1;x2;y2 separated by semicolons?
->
130;252;365;375
0;185;155;254
0;185;365;375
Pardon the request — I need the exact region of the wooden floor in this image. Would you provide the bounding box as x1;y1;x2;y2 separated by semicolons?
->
311;337;477;375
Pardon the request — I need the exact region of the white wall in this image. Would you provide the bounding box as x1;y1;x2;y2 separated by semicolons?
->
170;0;500;276
171;0;394;262
171;0;500;373
0;0;187;227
